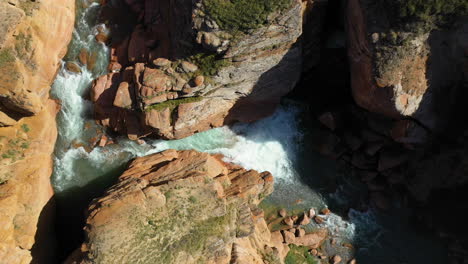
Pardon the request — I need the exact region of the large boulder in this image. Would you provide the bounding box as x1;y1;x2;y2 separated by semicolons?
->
67;150;287;264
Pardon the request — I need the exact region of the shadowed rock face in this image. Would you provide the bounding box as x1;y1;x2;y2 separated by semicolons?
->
0;0;75;262
92;0;306;140
346;0;468;140
67;149;291;264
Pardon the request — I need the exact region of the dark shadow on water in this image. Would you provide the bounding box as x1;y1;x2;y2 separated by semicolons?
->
53;163;127;262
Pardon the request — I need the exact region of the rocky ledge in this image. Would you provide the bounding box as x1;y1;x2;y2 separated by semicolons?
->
67;150;289;263
91;0;305;140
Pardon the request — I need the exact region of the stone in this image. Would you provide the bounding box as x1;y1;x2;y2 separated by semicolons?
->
308;208;316;218
281;230;296;244
95;31;108;43
79;48;88;65
296;228;306;237
294;229;328;248
271;231;283;245
153;58;171;68
283;217;294;227
297;214;311;226
331;238;337;245
182;84;193;94
291;215;299;222
194;75;204;87
321;208;331;215
371;33;379;43
180;61;198;73
310;249;318;256
113;82;133;108
318;112;340;131
349;259;357;264
314;216;325;224
143;68;170;92
278;208;287;217
332;255;342;264
65;61;81;73
98;135;108;147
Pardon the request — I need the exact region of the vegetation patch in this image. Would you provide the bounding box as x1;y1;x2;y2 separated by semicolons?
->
145;96;204;112
203;0;293;33
285;244;318;264
188;53;232;77
18;0;40;16
0;48;15;68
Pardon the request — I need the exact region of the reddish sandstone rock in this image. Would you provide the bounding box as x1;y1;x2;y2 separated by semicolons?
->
67;150;281;264
293;229;328;248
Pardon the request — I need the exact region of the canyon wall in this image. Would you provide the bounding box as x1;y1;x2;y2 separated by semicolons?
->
92;0;307;140
0;0;75;262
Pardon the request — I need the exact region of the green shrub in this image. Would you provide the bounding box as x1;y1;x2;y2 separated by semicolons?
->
203;0;293;33
0;48;15;68
188;53;232;77
145;97;204;112
285;244;318;264
21;124;30;133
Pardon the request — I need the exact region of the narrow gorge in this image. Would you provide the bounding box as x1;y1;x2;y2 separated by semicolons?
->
1;0;467;264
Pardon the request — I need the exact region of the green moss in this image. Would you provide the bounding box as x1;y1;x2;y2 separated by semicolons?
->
285;245;318;264
145;96;204;112
21;124;30;133
188;53;232;77
203;0;293;33
0;48;15;68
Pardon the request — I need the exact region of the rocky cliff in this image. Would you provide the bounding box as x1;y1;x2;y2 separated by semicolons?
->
346;0;468;141
92;0;306;140
67;149;291;264
0;0;75;262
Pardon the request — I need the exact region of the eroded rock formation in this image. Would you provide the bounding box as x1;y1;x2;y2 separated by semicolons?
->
346;0;468;141
0;0;75;262
67;149;290;264
92;0;306;139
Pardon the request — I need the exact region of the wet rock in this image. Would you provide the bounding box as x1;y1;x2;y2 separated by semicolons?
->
79;48;88;65
65;61;81;73
308;208;316;218
314;216;325;224
278;208;287;218
318;112;341;131
349;259;356;264
98;135;108;147
320;208;331;215
95;31;108;43
332;255;342;264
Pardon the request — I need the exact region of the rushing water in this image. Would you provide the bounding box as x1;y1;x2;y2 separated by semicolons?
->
50;1;448;263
